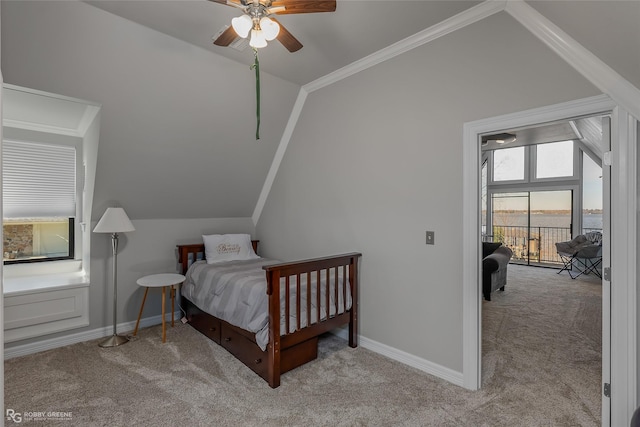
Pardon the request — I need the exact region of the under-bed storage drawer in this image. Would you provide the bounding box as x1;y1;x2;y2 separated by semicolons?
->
220;323;267;378
281;337;318;374
188;312;221;344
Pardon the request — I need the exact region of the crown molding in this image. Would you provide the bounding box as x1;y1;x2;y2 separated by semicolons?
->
256;0;640;227
505;0;640;121
304;0;506;93
254;1;507;225
256;0;640;226
2;118;81;137
252;88;308;225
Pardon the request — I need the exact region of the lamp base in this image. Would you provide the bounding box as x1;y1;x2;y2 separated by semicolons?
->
98;334;130;348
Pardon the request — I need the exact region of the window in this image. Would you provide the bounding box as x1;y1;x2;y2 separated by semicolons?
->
493;146;525;181
582;152;603;233
491;141;576;184
535;140;574;179
3;139;78;263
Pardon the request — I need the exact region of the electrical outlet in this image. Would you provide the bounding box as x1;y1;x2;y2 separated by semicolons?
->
426;231;435;245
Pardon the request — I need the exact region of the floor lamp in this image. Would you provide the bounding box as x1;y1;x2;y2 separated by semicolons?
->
94;207;135;348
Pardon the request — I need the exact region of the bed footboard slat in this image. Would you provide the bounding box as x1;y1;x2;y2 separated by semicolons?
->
316;270;321;324
342;265;347;312
334;267;339;317
306;272;312;328
295;273;301;331
285;275;291;336
325;268;330;319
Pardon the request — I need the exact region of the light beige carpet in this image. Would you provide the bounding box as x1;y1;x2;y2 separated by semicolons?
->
5;265;601;426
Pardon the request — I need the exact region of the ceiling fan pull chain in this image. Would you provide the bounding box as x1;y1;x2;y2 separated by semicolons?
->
250;48;261;140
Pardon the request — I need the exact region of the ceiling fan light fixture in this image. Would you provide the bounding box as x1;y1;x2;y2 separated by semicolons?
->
495;135;517;144
483;132;517;145
249;29;268;48
260;16;280;41
232;15;252;38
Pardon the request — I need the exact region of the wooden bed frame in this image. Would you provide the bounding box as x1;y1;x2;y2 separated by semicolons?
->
177;242;361;388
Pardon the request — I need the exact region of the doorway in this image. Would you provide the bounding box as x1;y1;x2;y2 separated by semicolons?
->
480;116;606;424
460;95;636;427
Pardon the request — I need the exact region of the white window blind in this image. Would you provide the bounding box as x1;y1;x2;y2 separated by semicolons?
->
3;140;76;219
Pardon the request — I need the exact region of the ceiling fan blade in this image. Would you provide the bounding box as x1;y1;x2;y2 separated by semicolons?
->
270;0;336;15
273;19;303;52
213;26;239;47
208;0;245;8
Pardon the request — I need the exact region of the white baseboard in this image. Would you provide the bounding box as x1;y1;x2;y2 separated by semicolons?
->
4;311;181;359
8;317;464;388
331;329;464;387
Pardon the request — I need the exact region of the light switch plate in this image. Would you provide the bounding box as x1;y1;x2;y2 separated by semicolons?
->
426;231;435;245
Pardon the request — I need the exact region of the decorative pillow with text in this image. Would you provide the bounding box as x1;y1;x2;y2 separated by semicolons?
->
202;234;260;264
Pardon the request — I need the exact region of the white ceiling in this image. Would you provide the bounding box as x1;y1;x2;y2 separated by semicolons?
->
86;0;482;86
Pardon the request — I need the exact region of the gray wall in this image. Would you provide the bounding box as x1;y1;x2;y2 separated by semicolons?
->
0;1;296;345
256;11;600;371
1;0;300;220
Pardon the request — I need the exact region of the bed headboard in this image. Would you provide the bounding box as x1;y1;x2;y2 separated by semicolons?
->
177;240;259;274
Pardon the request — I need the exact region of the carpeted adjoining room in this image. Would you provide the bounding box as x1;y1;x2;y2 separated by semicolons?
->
482;263;602;427
5;263;601;426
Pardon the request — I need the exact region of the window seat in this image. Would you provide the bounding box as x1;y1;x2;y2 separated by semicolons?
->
4;267;89;342
4;270;88;296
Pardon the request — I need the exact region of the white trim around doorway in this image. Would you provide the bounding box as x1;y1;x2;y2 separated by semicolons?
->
462;94;637;426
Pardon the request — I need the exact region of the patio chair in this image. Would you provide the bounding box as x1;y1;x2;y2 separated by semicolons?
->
555;231;602;279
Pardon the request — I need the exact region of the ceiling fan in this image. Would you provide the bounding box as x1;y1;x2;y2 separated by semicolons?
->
210;0;337;52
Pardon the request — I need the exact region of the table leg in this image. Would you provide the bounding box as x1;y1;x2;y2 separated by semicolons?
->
171;285;175;327
162;286;166;343
133;287;149;336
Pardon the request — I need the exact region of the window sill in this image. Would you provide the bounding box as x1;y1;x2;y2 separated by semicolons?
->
4;269;88;297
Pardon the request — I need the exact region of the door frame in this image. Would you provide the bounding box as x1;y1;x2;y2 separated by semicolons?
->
462;94;637;426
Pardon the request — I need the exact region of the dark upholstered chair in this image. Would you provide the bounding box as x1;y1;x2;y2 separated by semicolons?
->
482;242;513;301
631;405;640;427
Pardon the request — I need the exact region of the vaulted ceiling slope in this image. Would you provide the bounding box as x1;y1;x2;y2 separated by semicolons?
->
1;0;301;220
85;0;483;86
2;1;639;222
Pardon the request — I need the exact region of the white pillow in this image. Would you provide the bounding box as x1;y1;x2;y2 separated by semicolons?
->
202;234;259;264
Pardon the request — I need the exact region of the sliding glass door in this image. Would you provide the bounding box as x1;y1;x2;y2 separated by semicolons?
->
491;190;573;266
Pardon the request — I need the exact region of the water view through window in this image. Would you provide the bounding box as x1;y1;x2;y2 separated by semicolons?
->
490;190;601;266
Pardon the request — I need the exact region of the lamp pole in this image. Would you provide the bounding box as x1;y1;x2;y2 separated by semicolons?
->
93;207;135;348
99;232;128;347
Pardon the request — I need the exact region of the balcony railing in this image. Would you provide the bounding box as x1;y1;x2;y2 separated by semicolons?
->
485;225;602;267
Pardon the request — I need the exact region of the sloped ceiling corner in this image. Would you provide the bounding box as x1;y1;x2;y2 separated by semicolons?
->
252;0;640;226
1;0;300;220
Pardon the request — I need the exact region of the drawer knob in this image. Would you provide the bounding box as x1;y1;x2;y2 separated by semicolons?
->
254;358;262;364
209;327;216;332
224;337;231;342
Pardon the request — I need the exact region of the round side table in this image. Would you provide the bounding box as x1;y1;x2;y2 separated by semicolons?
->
133;273;185;343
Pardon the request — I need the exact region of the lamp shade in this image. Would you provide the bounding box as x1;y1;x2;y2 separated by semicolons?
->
249;29;268;48
93;207;135;233
260;17;280;41
232;15;252;38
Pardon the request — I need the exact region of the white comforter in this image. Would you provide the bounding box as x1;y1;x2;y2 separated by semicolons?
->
181;258;351;350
